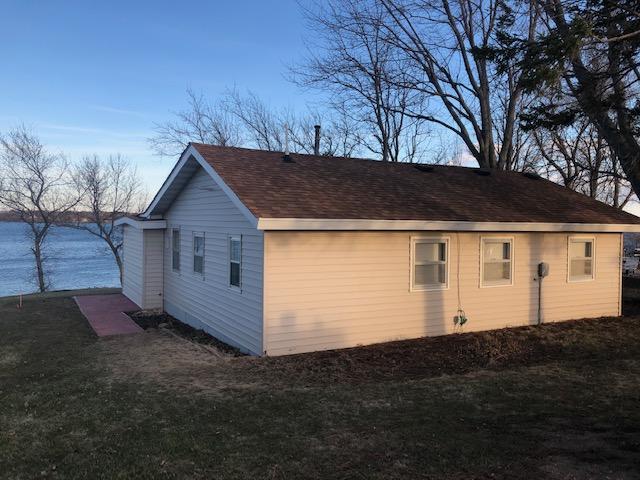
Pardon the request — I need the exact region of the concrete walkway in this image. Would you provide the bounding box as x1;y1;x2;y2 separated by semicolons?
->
74;294;143;337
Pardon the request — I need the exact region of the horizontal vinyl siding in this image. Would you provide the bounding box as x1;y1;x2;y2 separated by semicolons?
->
122;225;143;308
163;167;263;354
143;230;164;309
264;231;621;356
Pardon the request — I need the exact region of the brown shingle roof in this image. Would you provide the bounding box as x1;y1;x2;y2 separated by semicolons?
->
192;143;640;225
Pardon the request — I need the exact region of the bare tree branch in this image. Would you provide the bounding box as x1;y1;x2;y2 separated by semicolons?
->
0;126;82;292
65;154;147;284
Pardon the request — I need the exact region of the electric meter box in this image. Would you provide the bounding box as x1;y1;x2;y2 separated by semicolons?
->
538;262;549;278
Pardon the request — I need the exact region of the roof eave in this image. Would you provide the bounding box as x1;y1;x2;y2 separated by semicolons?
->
256;218;640;233
114;217;167;229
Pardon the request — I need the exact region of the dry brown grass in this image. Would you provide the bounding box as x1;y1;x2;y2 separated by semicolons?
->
2;291;640;479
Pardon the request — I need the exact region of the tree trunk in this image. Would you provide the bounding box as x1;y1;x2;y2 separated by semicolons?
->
104;236;124;286
33;238;46;293
114;249;124;286
609;136;640;199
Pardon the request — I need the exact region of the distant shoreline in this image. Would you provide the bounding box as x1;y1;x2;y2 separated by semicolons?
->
0;212;122;223
0;212;25;222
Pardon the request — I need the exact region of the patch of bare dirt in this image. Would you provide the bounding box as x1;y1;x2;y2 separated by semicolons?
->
94;314;640;394
96;330;261;395
128;311;245;357
234;315;640;386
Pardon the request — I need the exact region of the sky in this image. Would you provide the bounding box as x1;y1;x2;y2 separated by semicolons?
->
0;0;316;193
2;1;639;216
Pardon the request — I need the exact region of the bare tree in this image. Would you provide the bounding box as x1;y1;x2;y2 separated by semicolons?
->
355;0;539;169
149;88;242;156
529;120;635;208
604;153;635;209
68;154;147;283
294;0;429;162
531;125;587;190
508;0;640;197
151;88;365;157
0;127;81;292
427;133;467;165
319;112;365;157
223;89;286;151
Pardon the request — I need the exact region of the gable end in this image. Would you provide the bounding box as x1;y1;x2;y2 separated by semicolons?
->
143;144;258;228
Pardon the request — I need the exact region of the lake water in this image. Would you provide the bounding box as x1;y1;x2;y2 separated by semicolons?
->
0;221;121;297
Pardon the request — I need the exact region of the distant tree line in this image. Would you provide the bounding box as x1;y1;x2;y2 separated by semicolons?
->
151;0;640;208
0;126;146;293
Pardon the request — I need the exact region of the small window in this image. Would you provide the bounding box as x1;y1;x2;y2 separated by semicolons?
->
481;237;513;287
193;232;205;275
411;237;448;290
229;236;241;288
172;228;180;271
569;237;594;281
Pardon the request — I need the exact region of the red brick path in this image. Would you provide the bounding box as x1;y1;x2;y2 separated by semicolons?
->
74;294;143;337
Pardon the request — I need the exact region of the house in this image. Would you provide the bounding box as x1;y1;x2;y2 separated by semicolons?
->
115;143;640;356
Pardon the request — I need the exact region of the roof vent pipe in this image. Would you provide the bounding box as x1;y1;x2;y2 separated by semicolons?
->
314;125;321;155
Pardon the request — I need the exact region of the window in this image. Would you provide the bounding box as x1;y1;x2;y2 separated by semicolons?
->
229;236;241;288
569;237;594;281
193;232;205;275
172;228;180;271
411;237;448;291
481;237;513;287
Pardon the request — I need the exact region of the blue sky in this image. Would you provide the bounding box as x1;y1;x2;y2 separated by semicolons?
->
0;0;316;192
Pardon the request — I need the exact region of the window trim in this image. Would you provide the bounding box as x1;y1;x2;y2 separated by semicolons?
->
410;236;450;292
228;235;242;291
480;236;514;288
192;231;205;277
171;227;181;272
567;235;596;283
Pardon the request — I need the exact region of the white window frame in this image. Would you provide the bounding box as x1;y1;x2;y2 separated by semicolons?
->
410;236;450;292
480;236;514;288
193;231;205;276
171;227;181;272
228;235;242;291
567;236;596;283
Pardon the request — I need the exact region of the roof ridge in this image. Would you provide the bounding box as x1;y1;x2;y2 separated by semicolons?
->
191;142;532;175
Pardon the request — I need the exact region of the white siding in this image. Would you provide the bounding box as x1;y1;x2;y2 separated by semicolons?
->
143;230;164;309
263;231;622;356
122;226;164;310
122;225;143;308
163;167;264;355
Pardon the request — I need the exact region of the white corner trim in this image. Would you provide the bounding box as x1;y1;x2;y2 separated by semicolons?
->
255;218;640;233
142;145;258;229
114;217;167;230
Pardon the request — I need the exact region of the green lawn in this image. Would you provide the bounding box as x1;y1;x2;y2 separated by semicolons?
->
1;292;640;479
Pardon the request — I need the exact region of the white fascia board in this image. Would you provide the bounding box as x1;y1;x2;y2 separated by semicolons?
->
142;147;193;218
114;217;167;229
256;218;640;233
142;144;258;229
